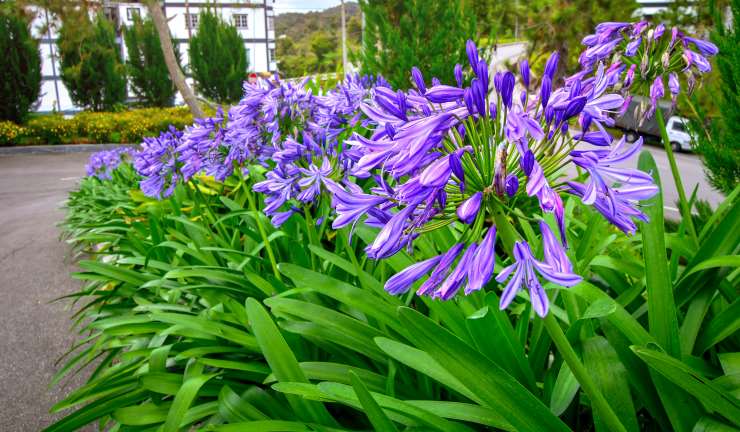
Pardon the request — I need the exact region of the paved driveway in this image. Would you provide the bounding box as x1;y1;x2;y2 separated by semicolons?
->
0;152;90;431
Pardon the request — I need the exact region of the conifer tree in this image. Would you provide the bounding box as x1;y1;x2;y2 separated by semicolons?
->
124;15;179;107
0;5;41;122
189;9;248;104
58;13;127;111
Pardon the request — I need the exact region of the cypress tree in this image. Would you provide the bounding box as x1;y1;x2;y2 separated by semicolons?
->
58;13;127;111
359;0;476;89
0;5;41;122
189;9;248;104
124;15;179;107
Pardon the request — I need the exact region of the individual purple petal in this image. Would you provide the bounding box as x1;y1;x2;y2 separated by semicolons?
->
425;85;465;103
465;226;497;293
385;255;442;295
520;59;530;88
544;51;559;80
466;39;479;70
434;243;478;300
419;155;452;187
541;77;552;108
454;63;463;87
684;36;719;56
417;243;464;295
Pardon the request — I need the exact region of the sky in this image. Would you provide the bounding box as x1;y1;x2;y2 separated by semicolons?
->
273;0;344;15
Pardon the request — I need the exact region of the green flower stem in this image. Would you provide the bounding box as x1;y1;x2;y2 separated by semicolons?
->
543;313;627;432
655;109;698;245
491;202;519;251
244;186;282;282
303;205;319;271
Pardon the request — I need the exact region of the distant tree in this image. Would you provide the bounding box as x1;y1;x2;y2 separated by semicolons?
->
472;0;521;42
523;0;637;77
57;13;127;111
189;9;247;104
124;15;179;107
688;0;740;194
359;0;475;89
0;5;41;122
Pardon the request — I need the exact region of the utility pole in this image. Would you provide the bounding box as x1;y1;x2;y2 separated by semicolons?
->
341;0;347;74
185;0;192;40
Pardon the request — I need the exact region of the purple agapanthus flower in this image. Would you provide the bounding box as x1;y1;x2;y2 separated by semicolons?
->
497;238;581;317
86;147;136;180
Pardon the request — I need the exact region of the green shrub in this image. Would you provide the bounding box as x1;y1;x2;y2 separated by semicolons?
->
124;15;179;107
0;6;41;123
0;107;193;146
58;13;127;111
189;9;247;104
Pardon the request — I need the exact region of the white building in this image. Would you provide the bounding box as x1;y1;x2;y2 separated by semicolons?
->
31;0;277;113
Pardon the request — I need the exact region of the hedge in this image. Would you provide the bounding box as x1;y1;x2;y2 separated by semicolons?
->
0;106;193;146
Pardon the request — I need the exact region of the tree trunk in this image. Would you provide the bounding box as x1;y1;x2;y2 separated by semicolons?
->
144;0;204;118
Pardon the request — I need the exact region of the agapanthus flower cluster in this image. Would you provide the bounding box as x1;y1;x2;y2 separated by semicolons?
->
85;147;137;180
122;20;715;318
133;127;183;198
328;39;659;316
579;21;718;120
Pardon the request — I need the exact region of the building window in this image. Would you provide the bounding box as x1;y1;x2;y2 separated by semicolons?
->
233;14;249;29
127;8;140;21
246;48;251;60
267;16;274;30
269;48;275;63
186;13;199;30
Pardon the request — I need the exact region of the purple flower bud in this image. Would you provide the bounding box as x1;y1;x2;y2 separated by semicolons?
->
477;59;489;90
684;36;719;56
454;64;463;87
520;90;527;106
501;72;515;108
654;23;665;40
457;192;482;224
625;36;641;56
489;102;497;119
569;80;582;99
520;59;530;88
522;150;535;176
668;72;680;96
493;71;503;93
471;78;487;116
466;39;479;70
564;96;587;119
544;51;559;80
425;85;465;103
432;77;441;86
541;77;552;108
411;67;426;94
449;151;465;191
670;27;680;49
650;76;664;102
505;174;519;197
463;88;476;114
624;64;636;88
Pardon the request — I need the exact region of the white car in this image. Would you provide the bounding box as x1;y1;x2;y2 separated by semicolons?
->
666;116;693;153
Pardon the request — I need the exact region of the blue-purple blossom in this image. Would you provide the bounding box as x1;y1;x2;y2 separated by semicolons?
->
457;192;482;224
497;240;581;317
86;147;136;180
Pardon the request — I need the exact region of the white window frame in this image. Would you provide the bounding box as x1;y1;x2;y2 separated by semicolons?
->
126;7;140;21
233;14;249;29
186;13;199;30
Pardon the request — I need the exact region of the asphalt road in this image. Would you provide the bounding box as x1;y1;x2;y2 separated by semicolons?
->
0;144;726;430
0;152;91;431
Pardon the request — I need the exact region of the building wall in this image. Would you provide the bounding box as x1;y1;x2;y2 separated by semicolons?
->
30;0;276;113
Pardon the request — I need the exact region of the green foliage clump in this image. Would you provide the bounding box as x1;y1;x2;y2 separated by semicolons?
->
189;10;247;104
124;15;179;107
0;6;41;123
0;107;194;146
689;0;740;194
57;13;127;111
359;0;476;89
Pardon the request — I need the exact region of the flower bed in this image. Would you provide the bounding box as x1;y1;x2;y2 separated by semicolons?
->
0;107;193;146
50;22;740;432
